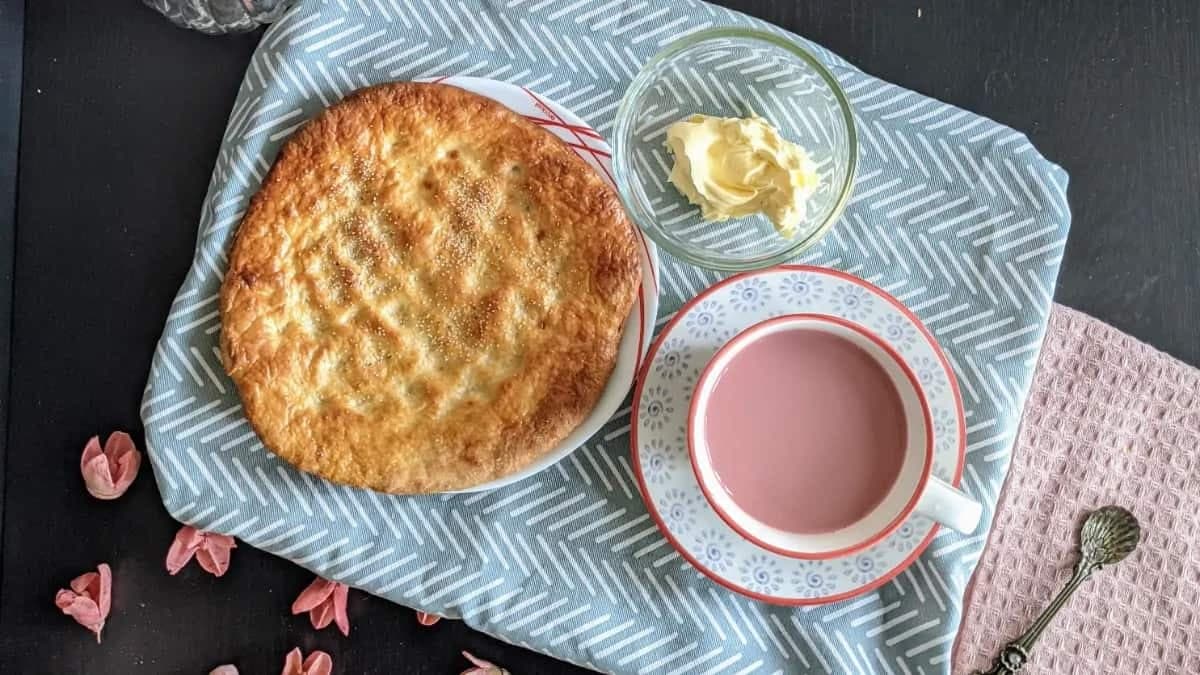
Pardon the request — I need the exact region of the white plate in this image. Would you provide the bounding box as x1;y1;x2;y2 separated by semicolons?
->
632;265;964;605
422;76;661;493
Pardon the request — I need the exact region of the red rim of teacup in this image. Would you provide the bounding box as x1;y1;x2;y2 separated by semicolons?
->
685;313;935;560
631;264;968;606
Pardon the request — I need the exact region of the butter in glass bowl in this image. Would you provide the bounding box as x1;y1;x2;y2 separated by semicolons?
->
612;28;857;272
665;113;822;239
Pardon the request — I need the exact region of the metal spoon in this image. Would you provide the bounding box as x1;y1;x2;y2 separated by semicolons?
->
977;505;1141;674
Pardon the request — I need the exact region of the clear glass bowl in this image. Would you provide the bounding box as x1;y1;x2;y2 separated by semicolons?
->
613;28;858;271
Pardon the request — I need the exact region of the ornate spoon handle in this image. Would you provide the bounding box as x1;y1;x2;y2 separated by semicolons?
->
976;506;1140;674
977;559;1096;674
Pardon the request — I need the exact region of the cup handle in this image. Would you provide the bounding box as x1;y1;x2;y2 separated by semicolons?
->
915;477;982;534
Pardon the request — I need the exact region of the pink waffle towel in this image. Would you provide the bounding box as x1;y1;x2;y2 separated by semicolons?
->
953;305;1200;673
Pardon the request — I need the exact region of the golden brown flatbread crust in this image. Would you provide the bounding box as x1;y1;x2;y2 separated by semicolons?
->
219;82;640;493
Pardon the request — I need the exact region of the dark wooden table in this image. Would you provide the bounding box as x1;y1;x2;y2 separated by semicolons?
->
1;1;1197;673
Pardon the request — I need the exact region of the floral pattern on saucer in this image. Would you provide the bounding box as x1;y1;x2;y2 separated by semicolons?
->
634;266;965;605
738;554;785;596
653;337;696;383
792;561;839;599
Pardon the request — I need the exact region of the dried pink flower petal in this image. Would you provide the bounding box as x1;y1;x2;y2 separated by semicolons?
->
80;432;141;500
166;525;236;577
461;651;509;675
54;563;112;642
416;610;441;626
209;666;239;675
281;647;333;675
291;576;350;636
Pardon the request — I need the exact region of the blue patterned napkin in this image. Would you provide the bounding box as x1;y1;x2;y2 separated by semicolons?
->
141;1;1071;672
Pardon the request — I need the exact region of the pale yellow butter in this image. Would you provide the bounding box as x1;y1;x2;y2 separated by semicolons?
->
664;113;821;238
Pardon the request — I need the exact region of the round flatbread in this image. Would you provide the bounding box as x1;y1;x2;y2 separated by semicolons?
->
219;82;640;493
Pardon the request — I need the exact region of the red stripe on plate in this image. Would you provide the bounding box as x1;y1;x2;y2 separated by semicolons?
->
521;86;660;297
524;116;605;140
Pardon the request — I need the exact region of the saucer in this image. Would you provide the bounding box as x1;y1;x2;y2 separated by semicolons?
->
631;265;965;605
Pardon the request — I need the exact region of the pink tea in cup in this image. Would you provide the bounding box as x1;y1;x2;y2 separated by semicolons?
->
701;327;907;534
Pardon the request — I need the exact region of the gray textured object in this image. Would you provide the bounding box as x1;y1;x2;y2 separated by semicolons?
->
143;0;293;35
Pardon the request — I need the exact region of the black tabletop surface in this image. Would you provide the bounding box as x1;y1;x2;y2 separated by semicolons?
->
2;1;1198;673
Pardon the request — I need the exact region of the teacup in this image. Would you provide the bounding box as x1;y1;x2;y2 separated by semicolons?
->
687;314;981;559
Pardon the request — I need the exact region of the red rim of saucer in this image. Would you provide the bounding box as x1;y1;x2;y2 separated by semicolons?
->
630;264;968;606
685;313;935;560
